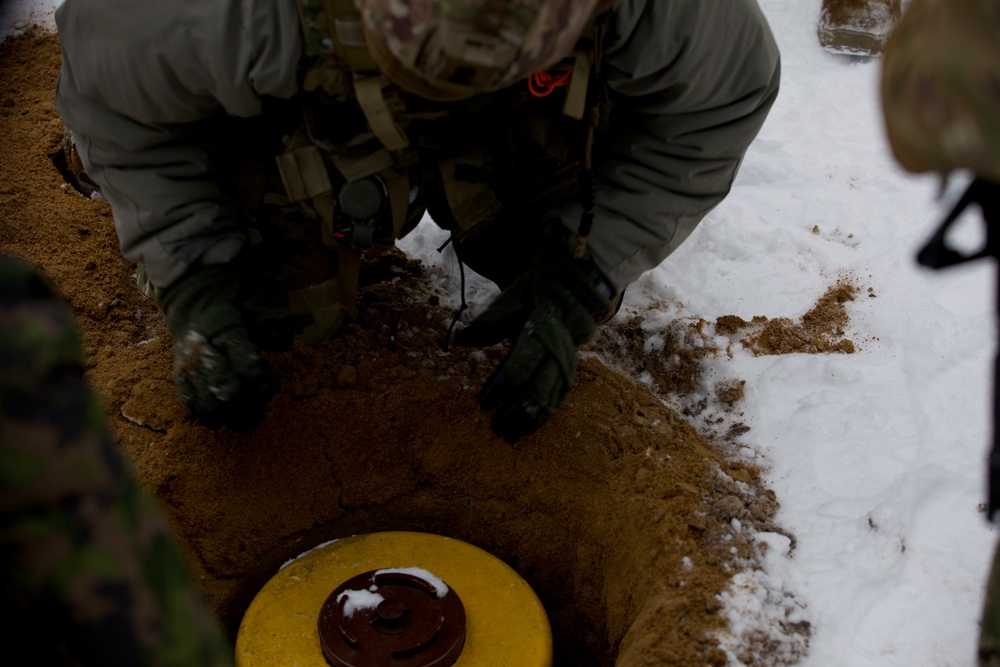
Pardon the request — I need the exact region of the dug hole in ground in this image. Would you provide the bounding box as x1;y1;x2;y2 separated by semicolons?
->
2;30;869;667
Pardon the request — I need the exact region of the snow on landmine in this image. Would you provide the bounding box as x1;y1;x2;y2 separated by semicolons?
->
338;567;449;619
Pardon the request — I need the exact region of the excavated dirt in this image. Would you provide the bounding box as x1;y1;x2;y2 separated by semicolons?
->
0;30;861;666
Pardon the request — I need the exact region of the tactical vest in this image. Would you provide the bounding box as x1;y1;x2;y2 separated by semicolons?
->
276;0;611;336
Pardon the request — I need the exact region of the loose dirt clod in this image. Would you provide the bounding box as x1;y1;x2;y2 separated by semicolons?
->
740;281;858;355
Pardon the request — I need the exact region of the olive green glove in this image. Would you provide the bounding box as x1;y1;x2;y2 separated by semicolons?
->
454;244;614;442
155;263;298;431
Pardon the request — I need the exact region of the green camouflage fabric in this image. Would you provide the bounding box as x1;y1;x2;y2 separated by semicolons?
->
881;0;1000;184
358;0;602;100
0;255;234;667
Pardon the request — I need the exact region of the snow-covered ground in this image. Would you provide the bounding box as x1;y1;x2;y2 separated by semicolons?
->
405;2;1000;664
1;0;59;37
6;0;996;665
684;3;997;664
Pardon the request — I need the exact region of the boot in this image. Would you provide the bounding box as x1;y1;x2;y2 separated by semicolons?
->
818;0;902;56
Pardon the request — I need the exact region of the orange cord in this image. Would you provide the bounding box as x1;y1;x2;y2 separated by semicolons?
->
527;69;573;97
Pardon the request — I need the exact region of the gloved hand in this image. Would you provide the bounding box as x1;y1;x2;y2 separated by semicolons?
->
454;243;615;443
155;263;299;431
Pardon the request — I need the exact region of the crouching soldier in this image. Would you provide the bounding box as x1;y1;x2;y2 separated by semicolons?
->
54;0;781;440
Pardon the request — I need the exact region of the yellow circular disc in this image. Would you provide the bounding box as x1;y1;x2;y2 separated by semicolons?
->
235;531;553;667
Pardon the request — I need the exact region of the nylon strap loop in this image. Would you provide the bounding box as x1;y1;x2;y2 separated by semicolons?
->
354;76;411;152
562;50;592;120
335;245;362;320
325;0;378;71
384;171;411;238
276;145;334;203
313;192;337;248
331;149;395;183
311;192;361;320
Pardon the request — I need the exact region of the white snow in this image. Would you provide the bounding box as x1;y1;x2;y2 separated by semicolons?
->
336;588;385;619
334;568;449;619
8;0;997;664
401;1;999;665
1;0;59;37
375;567;450;598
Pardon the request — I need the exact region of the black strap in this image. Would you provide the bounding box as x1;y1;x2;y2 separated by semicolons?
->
438;233;469;352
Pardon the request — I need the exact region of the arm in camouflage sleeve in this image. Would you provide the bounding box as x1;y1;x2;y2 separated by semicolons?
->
554;0;781;294
0;255;234;667
54;0;303;290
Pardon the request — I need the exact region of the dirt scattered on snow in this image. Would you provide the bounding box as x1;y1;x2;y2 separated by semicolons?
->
720;281;858;355
0;29;866;667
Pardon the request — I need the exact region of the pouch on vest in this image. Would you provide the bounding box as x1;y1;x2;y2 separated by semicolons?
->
280;0;611;332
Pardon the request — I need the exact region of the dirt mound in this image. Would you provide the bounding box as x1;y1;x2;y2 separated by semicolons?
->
1;30;816;666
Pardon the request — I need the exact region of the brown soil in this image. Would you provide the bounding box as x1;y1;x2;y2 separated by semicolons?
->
721;281;858;356
1;30;842;666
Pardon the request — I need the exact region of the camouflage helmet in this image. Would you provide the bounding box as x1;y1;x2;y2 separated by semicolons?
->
881;0;1000;184
358;0;604;102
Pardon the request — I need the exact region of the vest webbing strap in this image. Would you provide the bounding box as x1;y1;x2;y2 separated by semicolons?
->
275;144;333;202
286;0;612;327
384;171;411;238
336;245;362;320
563;0;611;121
354;76;411;152
311;191;360;320
331;149;395;183
572;12;608;259
562;50;592;121
307;168;411;321
324;0;378;72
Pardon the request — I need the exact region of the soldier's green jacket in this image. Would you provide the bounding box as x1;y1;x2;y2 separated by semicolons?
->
0;255;234;666
54;0;780;295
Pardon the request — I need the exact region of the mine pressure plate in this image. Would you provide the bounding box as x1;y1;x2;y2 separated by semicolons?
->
319;569;466;666
235;531;552;667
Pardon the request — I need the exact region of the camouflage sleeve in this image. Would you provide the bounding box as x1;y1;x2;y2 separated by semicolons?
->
0;255;234;667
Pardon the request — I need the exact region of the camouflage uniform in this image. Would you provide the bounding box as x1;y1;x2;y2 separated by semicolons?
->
0;255;233;666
